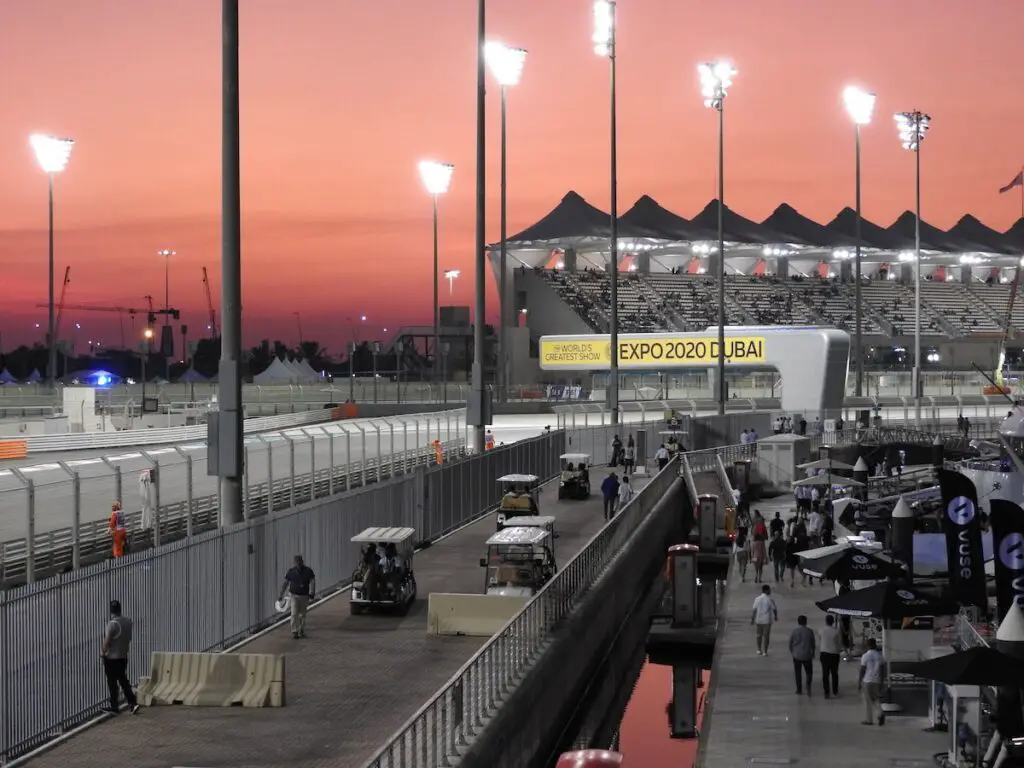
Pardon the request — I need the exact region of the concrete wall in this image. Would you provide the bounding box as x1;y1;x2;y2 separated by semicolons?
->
682;411;775;450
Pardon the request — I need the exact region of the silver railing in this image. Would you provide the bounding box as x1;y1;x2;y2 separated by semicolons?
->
362;455;681;768
956;613;994;650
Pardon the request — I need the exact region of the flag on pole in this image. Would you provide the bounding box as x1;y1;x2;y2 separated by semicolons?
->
1000;170;1024;194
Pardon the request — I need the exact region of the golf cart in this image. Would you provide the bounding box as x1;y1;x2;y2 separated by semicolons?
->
350;526;417;615
496;474;541;530
502;515;558;553
480;526;557;597
558;453;592;500
660;430;687;455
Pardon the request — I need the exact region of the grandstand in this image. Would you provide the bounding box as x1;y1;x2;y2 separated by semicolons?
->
491;192;1024;352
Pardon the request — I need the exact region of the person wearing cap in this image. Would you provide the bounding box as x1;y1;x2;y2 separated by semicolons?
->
108;501;128;558
101;600;139;714
279;555;316;638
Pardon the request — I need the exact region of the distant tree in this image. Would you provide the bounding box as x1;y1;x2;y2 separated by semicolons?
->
295;340;329;370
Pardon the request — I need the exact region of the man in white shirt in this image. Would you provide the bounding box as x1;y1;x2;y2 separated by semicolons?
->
740;429;750;445
807;509;823;547
616;475;634;512
750;585;778;656
858;637;886;725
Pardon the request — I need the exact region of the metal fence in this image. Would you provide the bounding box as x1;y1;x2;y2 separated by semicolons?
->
0;429;572;762
362;455;681;768
0;413;467;585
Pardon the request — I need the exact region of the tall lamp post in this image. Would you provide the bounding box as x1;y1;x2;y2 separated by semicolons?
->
593;0;619;425
30;134;74;390
157;248;176;379
698;61;736;416
417;160;454;387
484;40;527;403
843;87;876;399
894;110;931;426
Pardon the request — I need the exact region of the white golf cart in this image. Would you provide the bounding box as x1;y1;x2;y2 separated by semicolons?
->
479;526;557;597
659;430;688;455
496;474;541;530
350;526;417;615
558;453;592;500
502;515;558;553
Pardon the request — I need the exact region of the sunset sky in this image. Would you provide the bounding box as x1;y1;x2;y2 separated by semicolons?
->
2;1;1023;353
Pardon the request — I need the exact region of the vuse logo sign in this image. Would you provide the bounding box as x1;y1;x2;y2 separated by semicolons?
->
947;496;975;526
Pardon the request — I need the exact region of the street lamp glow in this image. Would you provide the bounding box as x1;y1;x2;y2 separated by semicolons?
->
698;61;736;110
157;249;176;258
484;41;527;87
592;0;615;57
895;110;930;151
444;269;460;294
418;160;454;196
843;86;876;126
30;134;74;174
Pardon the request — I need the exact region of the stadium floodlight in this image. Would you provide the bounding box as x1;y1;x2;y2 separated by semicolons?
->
30;133;75;391
843;86;876;397
593;0;621;423
485;41;527;403
444;269;461;295
418;160;454;384
894;109;931;426
697;60;736;416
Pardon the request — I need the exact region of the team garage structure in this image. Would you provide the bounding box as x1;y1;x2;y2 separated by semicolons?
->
538;326;850;414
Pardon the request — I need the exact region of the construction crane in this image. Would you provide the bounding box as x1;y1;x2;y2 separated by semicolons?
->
202;266;218;337
34;302;180;349
987;266;1022;394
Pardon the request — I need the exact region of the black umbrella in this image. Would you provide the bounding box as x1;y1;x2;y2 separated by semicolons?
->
890;646;1024;687
815;581;959;619
800;548;904;581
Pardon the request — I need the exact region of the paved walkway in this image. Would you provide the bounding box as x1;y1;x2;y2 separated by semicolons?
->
698;496;949;767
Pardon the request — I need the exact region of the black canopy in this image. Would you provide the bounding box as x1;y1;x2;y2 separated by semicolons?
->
889;646;1024;687
825;208;903;250
799;548;904;582
815;581;958;619
887;210;975;252
689;200;803;245
1004;218;1024;250
948;215;1017;255
503;191;649;245
619;195;717;241
762;203;859;248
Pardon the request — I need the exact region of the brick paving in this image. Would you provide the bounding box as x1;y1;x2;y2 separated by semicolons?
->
698;496;949;767
26;483;625;768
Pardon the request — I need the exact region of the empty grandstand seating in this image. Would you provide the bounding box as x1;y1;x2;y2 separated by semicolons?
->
919;280;1002;335
965;280;1024;334
786;277;885;334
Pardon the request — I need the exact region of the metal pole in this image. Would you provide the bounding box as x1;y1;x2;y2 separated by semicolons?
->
218;0;244;525
608;15;619;426
471;0;487;452
854;124;863;398
432;194;440;386
914;141;922;427
164;254;170;324
499;85;508;403
47;175;56;390
716;103;726;415
348;342;355;402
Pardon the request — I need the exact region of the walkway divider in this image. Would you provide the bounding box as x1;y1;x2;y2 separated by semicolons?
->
137;651;285;708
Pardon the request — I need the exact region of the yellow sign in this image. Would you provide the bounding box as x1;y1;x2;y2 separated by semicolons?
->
540;336;766;368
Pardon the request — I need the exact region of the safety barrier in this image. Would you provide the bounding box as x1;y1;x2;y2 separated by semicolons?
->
137;651;286;708
0;441;27;460
426;593;530;637
0;439;466;586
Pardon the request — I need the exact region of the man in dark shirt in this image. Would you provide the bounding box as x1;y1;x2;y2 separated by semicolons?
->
279;555;316;638
601;472;620;521
769;511;785;538
101;599;139;714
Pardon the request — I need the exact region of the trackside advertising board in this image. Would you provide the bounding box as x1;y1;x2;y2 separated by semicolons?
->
539;335;766;369
938;469;987;609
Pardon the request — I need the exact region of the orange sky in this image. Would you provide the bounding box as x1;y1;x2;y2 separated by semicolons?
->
2;1;1023;351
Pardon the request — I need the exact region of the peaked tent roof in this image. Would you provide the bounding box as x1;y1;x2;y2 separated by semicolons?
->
618;195;718;241
504;191;648;245
886;210;976;252
825;208;903;250
762;203;859;248
0;369;17;384
1004;218;1024;250
27;369;41;383
296;358;322;379
689;200;803;245
253;357;299;384
177;368;208;383
948;215;1017;255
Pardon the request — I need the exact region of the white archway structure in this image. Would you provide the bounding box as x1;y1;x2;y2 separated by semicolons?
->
539;327;850;414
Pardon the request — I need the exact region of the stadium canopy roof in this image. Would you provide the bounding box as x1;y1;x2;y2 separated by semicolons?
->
825;207;903;250
618;195;718;241
1004;218;1024;250
886;210;980;252
502;190;649;247
762;203;859;249
689;200;801;245
948;214;1018;255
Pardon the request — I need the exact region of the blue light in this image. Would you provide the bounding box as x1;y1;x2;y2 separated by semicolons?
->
97;375;110;386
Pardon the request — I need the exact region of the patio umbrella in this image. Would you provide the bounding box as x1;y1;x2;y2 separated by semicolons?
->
799;458;856;471
792;474;864;488
800;548;905;581
815;581;959;619
889;646;1024;687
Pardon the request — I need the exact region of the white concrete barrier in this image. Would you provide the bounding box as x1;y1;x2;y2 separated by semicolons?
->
427;592;530;637
137;651;286;707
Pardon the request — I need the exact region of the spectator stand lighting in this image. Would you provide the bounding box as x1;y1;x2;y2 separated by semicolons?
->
843;86;876;398
593;0;620;424
484;40;527;403
894;109;931;426
418;160;455;385
698;60;736;416
444;268;461;295
30;133;74;390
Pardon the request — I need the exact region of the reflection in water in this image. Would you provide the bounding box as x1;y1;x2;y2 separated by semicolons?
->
619;661;709;766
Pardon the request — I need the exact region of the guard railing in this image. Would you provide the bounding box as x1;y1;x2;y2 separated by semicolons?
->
0;439;466;586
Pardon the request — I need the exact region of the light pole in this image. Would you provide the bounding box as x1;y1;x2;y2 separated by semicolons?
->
593;0;619;424
843;87;876;400
484;40;527;403
157;248;176;379
698;60;736;416
444;269;461;295
417;160;454;387
30;134;74;390
895;109;931;426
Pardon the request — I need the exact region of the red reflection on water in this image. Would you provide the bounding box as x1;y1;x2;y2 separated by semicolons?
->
618;659;709;767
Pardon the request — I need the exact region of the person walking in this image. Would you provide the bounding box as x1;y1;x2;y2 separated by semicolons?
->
818;614;842;698
616;475;634;515
858;638;886;725
622;443;635;477
610;435;623;467
654;444;670;472
734;530;750;582
750;584;778;656
785;535;801;587
769;530;787;583
279;554;316;639
101;599;139;715
789;614;816;696
750;533;766;584
601;471;620;521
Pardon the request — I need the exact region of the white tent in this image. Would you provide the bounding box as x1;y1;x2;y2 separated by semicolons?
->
282;358;307;379
253;357;299;384
296;358;321;380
